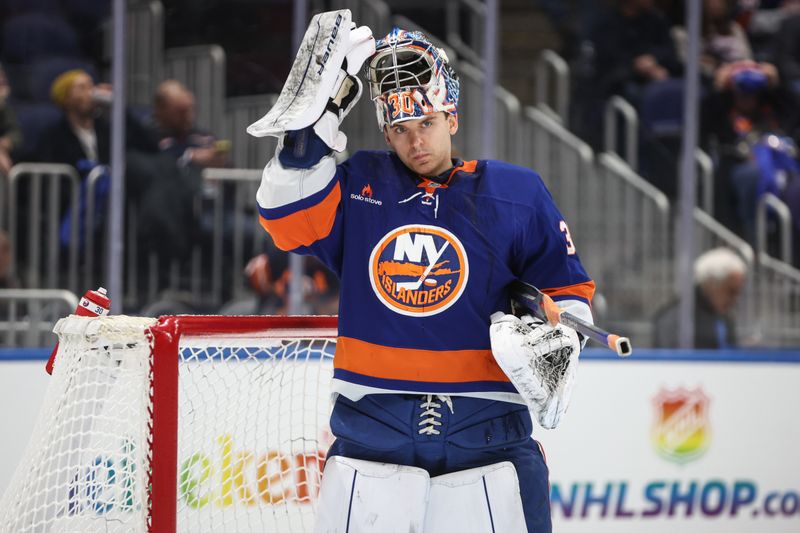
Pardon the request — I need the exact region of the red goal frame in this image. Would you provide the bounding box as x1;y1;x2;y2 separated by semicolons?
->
147;315;338;533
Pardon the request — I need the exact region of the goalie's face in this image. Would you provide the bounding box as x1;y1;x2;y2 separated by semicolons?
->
384;112;458;177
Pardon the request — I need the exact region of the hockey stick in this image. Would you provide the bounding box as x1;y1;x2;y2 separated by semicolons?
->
510;280;632;357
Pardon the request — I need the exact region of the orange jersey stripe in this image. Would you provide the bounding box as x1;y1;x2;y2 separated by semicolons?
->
259;183;341;251
335;336;510;383
542;280;596;303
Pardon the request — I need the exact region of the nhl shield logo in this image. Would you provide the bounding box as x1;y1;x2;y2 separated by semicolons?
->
651;387;711;464
369;224;469;317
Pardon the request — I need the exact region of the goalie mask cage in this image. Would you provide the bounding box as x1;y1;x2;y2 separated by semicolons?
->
0;315;338;533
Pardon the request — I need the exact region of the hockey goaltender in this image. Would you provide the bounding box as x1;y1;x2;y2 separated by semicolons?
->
248;10;596;533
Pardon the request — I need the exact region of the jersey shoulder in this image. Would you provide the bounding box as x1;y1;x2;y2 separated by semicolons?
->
475;159;553;208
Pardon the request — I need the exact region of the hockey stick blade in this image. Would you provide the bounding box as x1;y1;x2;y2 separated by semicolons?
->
510;280;632;357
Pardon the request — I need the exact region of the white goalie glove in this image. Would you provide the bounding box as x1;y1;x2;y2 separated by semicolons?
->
246;9;375;152
489;312;581;429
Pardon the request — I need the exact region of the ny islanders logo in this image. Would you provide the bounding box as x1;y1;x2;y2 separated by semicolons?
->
369;225;469;316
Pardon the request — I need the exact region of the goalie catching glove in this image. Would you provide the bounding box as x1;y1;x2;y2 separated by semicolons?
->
489;312;581;429
246;9;375;152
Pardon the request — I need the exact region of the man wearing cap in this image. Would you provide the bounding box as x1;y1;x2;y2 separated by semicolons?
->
39;69;109;167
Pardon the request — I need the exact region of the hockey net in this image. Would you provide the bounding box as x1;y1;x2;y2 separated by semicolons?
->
0;314;337;533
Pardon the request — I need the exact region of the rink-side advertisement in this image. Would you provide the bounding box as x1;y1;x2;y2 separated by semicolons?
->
535;350;800;533
1;349;799;532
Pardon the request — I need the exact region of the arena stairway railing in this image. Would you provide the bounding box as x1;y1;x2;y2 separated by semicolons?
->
5;164;81;295
754;194;800;346
0;288;78;347
756;254;800;346
535;49;570;124
121;168;264;312
121;0;164;107
757;193;794;265
224;94;279;169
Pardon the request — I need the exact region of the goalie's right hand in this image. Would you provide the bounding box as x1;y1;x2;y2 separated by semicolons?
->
489;312;580;429
312;72;364;152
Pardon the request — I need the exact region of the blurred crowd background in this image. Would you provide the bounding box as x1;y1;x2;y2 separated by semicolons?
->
0;0;799;349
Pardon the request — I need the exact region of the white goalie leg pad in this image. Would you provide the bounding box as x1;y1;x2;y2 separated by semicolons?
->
247;9;375;138
314;456;430;533
424;462;527;533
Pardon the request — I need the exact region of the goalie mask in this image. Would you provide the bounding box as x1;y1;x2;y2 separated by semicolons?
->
366;28;459;129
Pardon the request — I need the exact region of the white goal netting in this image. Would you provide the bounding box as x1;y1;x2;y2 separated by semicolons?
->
0;315;337;533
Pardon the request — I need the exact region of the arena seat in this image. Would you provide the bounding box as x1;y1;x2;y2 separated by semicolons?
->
1;13;79;63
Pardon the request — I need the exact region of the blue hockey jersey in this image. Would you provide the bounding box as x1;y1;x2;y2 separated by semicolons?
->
257;149;595;404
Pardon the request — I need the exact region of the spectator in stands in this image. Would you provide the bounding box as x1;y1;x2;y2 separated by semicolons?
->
37;69;154;168
34;70;155;257
150;80;229;170
674;0;755;85
27;70;112;259
36;69;111;167
689;4;800;248
126;80;229;276
701;60;798;240
0;63;22;176
653;247;747;348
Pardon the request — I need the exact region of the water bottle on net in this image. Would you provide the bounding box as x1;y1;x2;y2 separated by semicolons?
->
45;287;111;375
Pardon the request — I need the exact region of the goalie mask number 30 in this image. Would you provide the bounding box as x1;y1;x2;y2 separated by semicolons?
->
367;29;459;129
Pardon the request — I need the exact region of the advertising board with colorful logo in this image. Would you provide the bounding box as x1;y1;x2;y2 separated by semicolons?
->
536;350;800;532
2;348;799;532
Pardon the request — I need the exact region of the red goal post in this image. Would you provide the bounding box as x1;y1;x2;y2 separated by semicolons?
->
0;314;338;533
